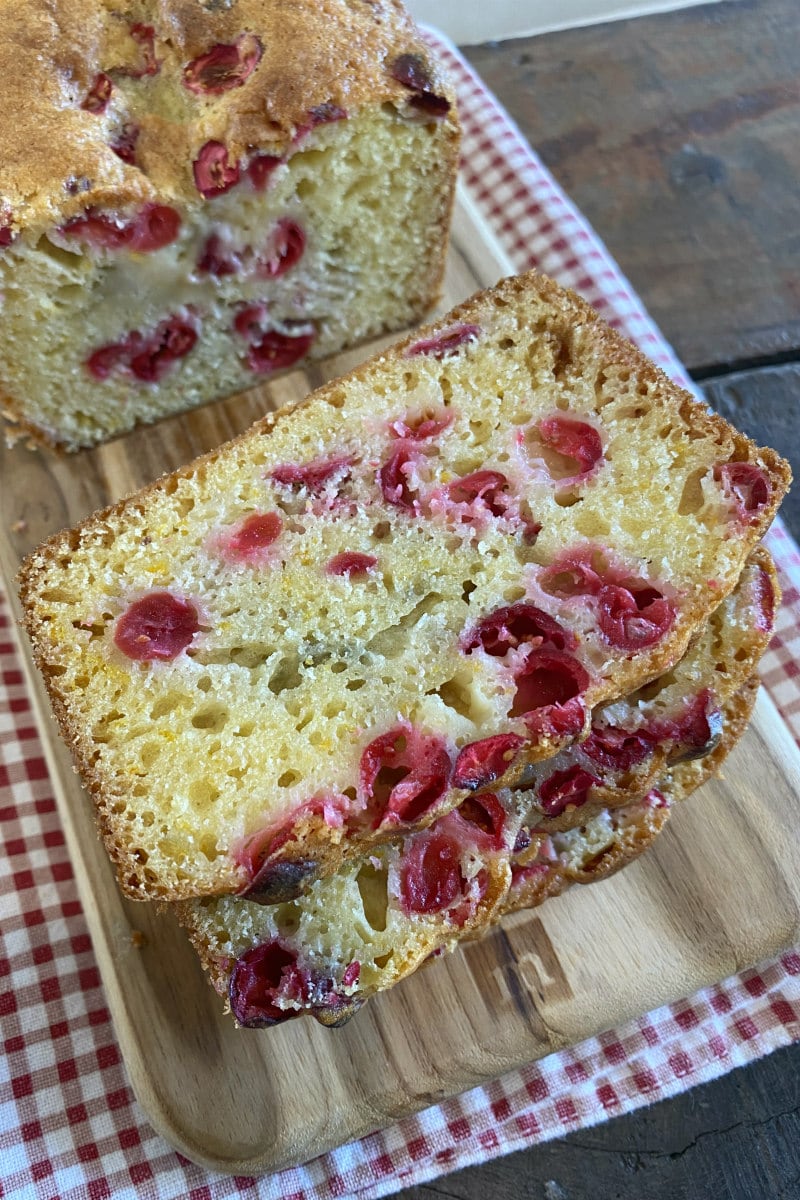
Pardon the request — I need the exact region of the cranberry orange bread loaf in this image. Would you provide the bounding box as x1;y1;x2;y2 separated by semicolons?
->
18;272;790;903
0;0;459;450
178;679;758;1028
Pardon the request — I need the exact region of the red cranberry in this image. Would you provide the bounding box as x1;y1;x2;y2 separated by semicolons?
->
61;204;181;253
462;603;574;657
406;324;480;359
714;462;770;524
82;73;113;113
582;724;655;772
110;123;140;164
193;141;240;198
597;584;675;652
650;690;724;764
183;34;263;94
452;733;525;791
197;233;238;276
271;456;352;494
128;317;197;382
379;443;420;511
510;650;589;719
389;53;450;117
342;961;360;989
360;724;451;826
246;328;315;374
538;765;600;817
114;593;199;661
87;314;197;382
118;24;159;78
247;154;282;190
522;695;587;741
229;941;302;1027
0;221;15;248
534;414;604;477
389;410;453;440
446;470;510;517
751;563;776;633
227;513;282;558
326;552;377;578
258;219;305;278
400;830;464;914
539;548;606;598
456;792;506;848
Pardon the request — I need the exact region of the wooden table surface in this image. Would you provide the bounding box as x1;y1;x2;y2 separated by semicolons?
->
401;0;800;1195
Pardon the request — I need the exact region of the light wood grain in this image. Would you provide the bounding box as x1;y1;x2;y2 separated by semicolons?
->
1;188;799;1175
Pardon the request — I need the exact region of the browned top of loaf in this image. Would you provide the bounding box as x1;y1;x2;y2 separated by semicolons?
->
0;0;452;235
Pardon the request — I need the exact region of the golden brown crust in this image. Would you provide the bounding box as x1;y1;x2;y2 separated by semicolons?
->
18;271;790;902
0;0;457;236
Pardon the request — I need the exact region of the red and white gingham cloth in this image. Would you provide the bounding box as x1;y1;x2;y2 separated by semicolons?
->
2;31;799;1200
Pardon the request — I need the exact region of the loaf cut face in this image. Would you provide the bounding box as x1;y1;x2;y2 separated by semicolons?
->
0;0;458;449
19;272;790;902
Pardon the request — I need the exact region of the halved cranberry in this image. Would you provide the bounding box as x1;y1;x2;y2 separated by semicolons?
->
379;443;419;511
538;765;600;817
389;410;453;440
360;724;451;826
714;462;770;524
193;140;240;198
389;53;450;117
510;650;589;719
582;724;655;772
462;603;574;657
446;470;510;517
118;24;159;78
258;219;305;278
229;941;302;1027
271;456;352;494
342;961;360;989
457;792;506;847
406;324;480;359
0;222;13;248
247;328;315;374
82;73;113;113
183;34;263;94
534;414;604;477
539;548;606;598
650;690;724;764
197;233;238;276
128;316;197;381
233;303;268;340
247;154;282;190
227;512;282;558
114;593;199;661
400;830;464;914
522;695;587;741
61;204;181;253
597;584;675;652
110;123;139;164
452;733;525;791
751;564;776;633
327;552;377;577
86;342;129;380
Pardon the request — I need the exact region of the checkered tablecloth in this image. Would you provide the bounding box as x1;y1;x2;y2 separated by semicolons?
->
2;29;799;1200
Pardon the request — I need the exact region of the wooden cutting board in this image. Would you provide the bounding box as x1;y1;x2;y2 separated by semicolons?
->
2;184;799;1175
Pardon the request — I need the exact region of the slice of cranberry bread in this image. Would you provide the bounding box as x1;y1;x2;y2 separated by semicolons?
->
177;679;757;1029
506;674;760;910
18;271;790;902
0;0;459;450
505;546;776;836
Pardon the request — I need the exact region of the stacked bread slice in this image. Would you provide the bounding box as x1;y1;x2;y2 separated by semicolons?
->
19;271;790;1026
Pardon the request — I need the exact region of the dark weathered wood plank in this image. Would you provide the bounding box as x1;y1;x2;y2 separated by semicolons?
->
464;0;800;374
